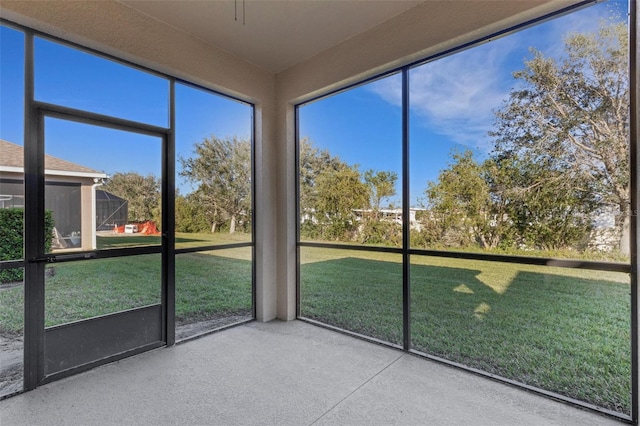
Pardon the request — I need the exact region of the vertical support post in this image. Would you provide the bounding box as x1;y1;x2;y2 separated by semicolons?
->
402;68;411;351
164;80;176;346
630;0;639;422
23;31;44;390
252;105;258;320
295;106;301;318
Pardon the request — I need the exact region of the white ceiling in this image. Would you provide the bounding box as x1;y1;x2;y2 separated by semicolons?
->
120;0;425;73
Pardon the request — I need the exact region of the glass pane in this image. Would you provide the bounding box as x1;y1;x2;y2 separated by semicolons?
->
0;25;25;396
0;267;23;397
298;74;402;246
0;25;24;144
44;118;162;251
176;247;252;340
175;84;253;249
300;247;402;345
1;26;25;268
410;255;631;415
409;1;630;264
45;255;161;327
35;37;169;127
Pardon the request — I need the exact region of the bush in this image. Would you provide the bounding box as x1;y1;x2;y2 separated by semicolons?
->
0;209;54;283
360;220;402;246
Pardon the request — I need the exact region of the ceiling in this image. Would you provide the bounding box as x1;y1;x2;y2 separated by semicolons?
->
120;0;425;74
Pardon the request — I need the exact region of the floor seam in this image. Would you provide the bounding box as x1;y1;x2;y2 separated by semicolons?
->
307;353;405;426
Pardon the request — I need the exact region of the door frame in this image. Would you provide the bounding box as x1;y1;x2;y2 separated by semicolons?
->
23;102;175;388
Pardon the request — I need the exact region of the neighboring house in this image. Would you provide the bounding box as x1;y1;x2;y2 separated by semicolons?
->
96;189;128;231
352;208;427;230
0;139;108;250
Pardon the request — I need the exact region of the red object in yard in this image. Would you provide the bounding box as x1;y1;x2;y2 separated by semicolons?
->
114;225;125;233
139;221;160;235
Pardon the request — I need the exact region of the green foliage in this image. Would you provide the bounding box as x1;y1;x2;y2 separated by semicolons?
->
425;151;506;249
180;135;251;234
299;138;348;215
491;21;629;253
360;220;402;246
175;194;211;233
102;172;161;223
0;209;53;283
315;165;369;241
363;169;397;214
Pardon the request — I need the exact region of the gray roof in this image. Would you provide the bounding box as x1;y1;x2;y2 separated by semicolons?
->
0;139;102;174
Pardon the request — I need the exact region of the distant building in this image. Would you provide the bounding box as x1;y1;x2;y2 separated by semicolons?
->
352;208;427;230
96;189;128;231
0;139;108;250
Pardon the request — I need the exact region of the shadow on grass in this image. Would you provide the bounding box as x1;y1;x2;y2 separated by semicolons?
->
300;256;631;414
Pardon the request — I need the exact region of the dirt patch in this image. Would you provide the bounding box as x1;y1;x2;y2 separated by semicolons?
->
0;334;23;397
176;315;252;341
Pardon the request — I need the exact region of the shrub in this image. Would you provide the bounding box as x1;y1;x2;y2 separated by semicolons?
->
0;208;54;283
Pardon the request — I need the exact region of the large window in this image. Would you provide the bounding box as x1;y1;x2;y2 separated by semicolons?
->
174;83;254;340
0;21;255;395
298;73;403;343
297;0;633;419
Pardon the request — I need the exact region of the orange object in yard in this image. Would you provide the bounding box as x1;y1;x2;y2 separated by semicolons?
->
114;225;125;233
139;221;160;235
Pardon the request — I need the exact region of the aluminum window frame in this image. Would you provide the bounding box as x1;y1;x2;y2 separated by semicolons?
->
295;0;637;422
0;17;257;397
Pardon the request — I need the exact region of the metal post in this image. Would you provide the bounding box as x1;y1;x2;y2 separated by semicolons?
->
402;68;411;351
630;0;639;422
164;80;176;346
23;31;45;390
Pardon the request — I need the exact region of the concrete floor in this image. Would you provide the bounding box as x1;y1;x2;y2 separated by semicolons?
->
0;320;626;425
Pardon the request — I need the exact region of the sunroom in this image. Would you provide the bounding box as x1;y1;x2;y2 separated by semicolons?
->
0;0;638;424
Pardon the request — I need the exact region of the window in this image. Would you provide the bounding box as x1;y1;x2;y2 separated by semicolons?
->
297;0;633;417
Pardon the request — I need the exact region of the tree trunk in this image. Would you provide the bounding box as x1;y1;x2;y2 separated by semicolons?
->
229;215;236;234
211;222;217;233
620;212;630;256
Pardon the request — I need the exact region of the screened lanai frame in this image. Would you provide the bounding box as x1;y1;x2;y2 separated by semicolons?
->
0;19;257;395
295;0;639;422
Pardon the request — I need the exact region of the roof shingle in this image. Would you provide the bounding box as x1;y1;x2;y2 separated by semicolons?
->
0;139;102;174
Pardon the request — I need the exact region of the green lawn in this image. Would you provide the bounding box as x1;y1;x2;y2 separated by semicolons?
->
0;238;631;414
299;247;631;415
0;247;252;334
95;231;252;250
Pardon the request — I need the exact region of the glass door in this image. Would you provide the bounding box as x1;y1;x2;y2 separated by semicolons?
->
30;114;167;381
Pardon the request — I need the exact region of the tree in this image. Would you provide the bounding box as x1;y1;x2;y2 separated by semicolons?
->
489;154;596;250
175;193;211;233
180;136;251;234
491;21;629;254
425;151;506;249
314;165;369;241
103;172;160;223
299;138;347;214
363;169;397;217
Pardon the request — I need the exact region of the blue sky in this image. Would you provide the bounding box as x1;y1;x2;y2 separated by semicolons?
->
0;29;252;193
0;0;628;203
299;0;628;206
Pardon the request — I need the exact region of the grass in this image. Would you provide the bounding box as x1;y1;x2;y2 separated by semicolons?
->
299;247;631;415
95;231;251;250
1;234;631;414
0;246;252;335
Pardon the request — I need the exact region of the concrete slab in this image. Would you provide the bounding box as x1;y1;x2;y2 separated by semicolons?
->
0;321;626;425
314;353;621;426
